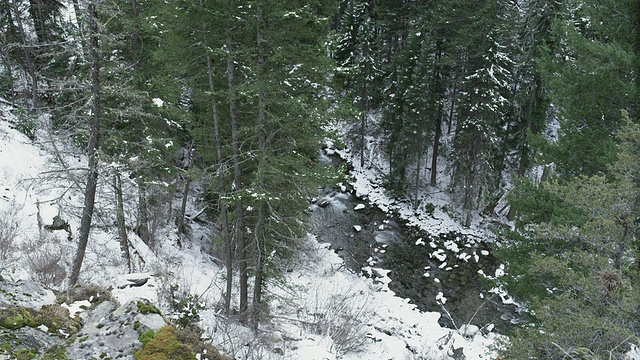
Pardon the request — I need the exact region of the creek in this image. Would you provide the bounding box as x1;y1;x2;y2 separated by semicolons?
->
309;165;521;332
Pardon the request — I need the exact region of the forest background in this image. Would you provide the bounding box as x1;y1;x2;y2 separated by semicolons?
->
1;0;640;358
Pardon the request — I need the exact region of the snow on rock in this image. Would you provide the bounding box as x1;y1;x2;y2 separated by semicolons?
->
66;300;169;360
0;280;56;310
62;300;92;318
353;203;365;211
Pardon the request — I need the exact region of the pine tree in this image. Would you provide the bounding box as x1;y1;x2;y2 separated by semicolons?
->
537;0;634;179
501;115;640;358
449;0;514;226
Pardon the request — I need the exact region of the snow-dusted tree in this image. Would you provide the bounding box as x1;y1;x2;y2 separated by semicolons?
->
450;6;514;227
69;0;101;286
334;0;381;168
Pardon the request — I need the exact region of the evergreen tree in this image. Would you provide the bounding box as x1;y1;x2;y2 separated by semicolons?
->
449;0;514;226
537;0;634;179
501;115;640;358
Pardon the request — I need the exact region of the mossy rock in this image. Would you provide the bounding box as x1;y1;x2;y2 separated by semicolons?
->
11;348;36;360
35;304;82;336
0;307;38;330
173;327;225;360
139;329;155;346
136;301;161;315
134;326;196;360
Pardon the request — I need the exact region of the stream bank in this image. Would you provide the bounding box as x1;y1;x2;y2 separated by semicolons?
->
309;182;520;332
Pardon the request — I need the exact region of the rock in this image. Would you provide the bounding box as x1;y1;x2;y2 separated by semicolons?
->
0;280;56;310
66;300;169;360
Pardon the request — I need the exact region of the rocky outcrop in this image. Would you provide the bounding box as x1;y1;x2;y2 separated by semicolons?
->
0;279;222;360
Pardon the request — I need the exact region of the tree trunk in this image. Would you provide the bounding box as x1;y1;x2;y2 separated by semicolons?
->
430;102;442;187
136;181;151;246
413;124;423;210
447;76;458;135
252;2;266;330
178;176;190;235
114;172;131;273
178;147;192;234
69;1;100;286
226;19;248;319
200;0;232;315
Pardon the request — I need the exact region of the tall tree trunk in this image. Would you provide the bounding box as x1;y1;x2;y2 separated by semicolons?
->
252;2;266;330
69;1;100;286
114;172;131;272
447;76;458;135
0;21;16;104
178;176;190;235
200;0;232;315
430;50;444;188
226;18;248;319
359;110;366;168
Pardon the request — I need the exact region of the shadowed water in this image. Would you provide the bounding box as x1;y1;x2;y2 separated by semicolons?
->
309;186;520;332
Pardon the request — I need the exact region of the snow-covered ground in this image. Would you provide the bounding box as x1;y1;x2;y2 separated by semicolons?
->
0;102;504;359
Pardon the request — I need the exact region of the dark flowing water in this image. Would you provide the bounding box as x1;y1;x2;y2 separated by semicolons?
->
309;182;520;332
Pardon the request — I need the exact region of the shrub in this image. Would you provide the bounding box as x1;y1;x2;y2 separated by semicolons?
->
22;235;66;288
167;285;204;329
304;283;374;356
60;283;114;305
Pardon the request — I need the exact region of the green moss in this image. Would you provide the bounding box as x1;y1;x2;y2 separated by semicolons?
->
34;304;82;336
96;323;105;329
136;301;161;315
139;329;155;346
41;345;68;360
134;326;196;360
11;348;36;360
79;336;89;343
134;321;141;331
0;307;38;330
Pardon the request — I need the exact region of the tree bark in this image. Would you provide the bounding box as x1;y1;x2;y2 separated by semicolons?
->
226;16;248;319
69;1;100;286
252;2;266;330
114;172;131;272
199;0;233;315
430;103;442;187
135;181;151;246
178;147;192;235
